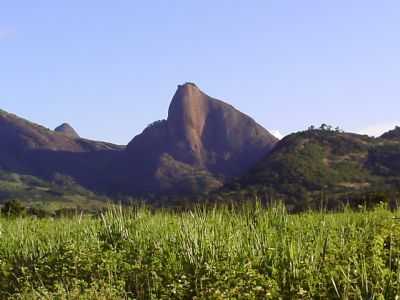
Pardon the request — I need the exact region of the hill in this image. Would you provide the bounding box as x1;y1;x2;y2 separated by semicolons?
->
229;126;400;210
380;126;400;140
0;170;110;214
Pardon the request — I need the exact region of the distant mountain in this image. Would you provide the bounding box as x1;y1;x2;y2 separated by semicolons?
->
117;83;278;194
54;123;80;139
0;109;123;191
0;110;120;153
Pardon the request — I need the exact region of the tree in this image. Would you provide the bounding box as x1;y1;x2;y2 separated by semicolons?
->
320;124;328;131
52;173;76;187
308;125;315;131
1;200;26;217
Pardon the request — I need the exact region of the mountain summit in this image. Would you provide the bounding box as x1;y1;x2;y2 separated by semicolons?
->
165;82;277;174
123;83;278;194
54;123;80;139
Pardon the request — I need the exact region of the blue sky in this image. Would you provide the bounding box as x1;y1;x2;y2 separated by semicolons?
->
1;1;399;144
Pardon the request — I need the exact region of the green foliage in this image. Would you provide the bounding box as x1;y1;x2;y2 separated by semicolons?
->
0;171;110;213
156;154;223;194
145;119;167;131
0;204;399;299
236;129;400;208
368;143;400;176
381;126;400;140
1;200;26;217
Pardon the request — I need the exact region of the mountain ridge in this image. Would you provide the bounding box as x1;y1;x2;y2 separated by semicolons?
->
1;85;399;209
0;83;278;197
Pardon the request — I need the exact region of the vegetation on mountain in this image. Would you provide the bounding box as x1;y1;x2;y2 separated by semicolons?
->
155;154;223;194
381;126;400;140
225;126;400;210
0;170;110;214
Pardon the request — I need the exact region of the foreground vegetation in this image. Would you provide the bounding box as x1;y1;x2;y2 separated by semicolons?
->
0;203;399;299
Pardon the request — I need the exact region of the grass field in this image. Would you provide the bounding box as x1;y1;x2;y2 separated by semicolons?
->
0;203;399;299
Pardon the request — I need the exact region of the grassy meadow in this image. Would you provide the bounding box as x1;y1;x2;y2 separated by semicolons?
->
0;203;399;299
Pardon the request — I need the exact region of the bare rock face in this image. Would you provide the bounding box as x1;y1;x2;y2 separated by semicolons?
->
55;123;80;139
169;83;277;174
127;83;278;181
167;83;210;165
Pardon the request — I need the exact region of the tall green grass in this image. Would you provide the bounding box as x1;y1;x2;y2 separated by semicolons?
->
0;203;399;299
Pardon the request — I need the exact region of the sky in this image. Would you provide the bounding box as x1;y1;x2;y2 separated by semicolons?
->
1;1;399;144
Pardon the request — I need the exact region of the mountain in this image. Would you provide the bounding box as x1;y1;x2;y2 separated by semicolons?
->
117;83;278;194
0;83;277;198
54;123;80;139
381;126;400;140
0;109;123;191
0;110;120;153
232;127;400;210
1;92;400;209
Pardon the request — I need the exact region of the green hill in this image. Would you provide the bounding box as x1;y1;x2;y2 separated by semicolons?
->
380;126;400;140
226;127;400;210
0;170;110;214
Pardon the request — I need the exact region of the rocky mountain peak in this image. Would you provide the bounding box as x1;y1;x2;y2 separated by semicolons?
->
54;123;80;139
167;83;210;165
128;83;278;181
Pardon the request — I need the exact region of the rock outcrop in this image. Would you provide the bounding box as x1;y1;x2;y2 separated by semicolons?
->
55;123;80;139
127;83;278;178
120;83;278;194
